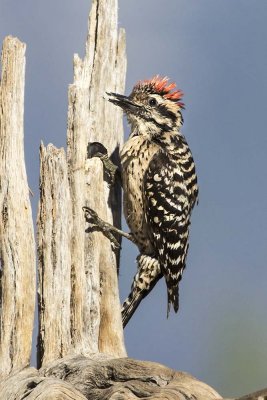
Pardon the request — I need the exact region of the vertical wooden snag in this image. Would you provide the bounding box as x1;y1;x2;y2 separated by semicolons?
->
0;36;36;378
37;0;127;366
37;144;72;367
67;0;127;357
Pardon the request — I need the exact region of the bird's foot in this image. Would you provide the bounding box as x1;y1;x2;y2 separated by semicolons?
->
83;206;135;250
83;206;121;250
87;142;119;186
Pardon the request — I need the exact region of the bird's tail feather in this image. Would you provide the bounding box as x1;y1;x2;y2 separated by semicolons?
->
121;254;162;328
167;285;179;318
122;292;145;328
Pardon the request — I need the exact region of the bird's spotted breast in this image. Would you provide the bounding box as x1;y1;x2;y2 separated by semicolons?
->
120;136;159;254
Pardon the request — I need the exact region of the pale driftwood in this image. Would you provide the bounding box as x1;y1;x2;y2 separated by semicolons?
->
36;0;126;364
40;354;222;400
0;367;87;400
66;0;126;358
0;354;222;400
37;144;73;367
1;354;267;399
0;36;36;378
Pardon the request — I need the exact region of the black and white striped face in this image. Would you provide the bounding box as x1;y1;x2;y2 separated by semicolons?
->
107;90;183;138
127;91;184;137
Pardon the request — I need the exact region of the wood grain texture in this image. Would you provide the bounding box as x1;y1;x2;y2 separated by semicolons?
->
37;144;72;367
0;367;87;400
0;36;36;378
0;354;223;400
66;0;127;357
36;0;126;365
41;354;222;400
1;354;267;399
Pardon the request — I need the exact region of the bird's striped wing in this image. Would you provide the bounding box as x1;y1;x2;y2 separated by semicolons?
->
144;150;191;315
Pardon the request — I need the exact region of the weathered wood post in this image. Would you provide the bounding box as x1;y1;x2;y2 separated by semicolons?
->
0;36;36;378
37;0;127;367
37;144;72;366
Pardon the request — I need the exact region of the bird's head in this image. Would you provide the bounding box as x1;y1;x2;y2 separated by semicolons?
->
107;76;184;138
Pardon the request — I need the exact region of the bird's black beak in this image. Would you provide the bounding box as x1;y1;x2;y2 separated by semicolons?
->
106;92;141;115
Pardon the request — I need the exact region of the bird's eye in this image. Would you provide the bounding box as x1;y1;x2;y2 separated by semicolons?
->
148;98;157;107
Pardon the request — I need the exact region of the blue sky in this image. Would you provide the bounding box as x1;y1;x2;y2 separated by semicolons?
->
1;1;267;397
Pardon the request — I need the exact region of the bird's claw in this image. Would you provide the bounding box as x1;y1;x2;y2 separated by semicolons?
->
87;142;118;187
83;206;99;223
83;206;121;250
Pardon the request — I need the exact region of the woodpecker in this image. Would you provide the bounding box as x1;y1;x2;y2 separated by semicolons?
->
85;76;198;327
104;76;199;326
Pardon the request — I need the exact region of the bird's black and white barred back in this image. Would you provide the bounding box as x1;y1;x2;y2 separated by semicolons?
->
144;151;193;313
107;76;198;326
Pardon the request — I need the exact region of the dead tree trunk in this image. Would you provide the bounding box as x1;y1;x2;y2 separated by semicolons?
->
0;36;36;379
0;1;266;400
37;143;73;366
36;0;127;366
66;0;126;358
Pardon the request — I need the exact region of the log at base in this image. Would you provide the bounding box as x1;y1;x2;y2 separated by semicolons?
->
1;354;267;399
0;354;221;400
